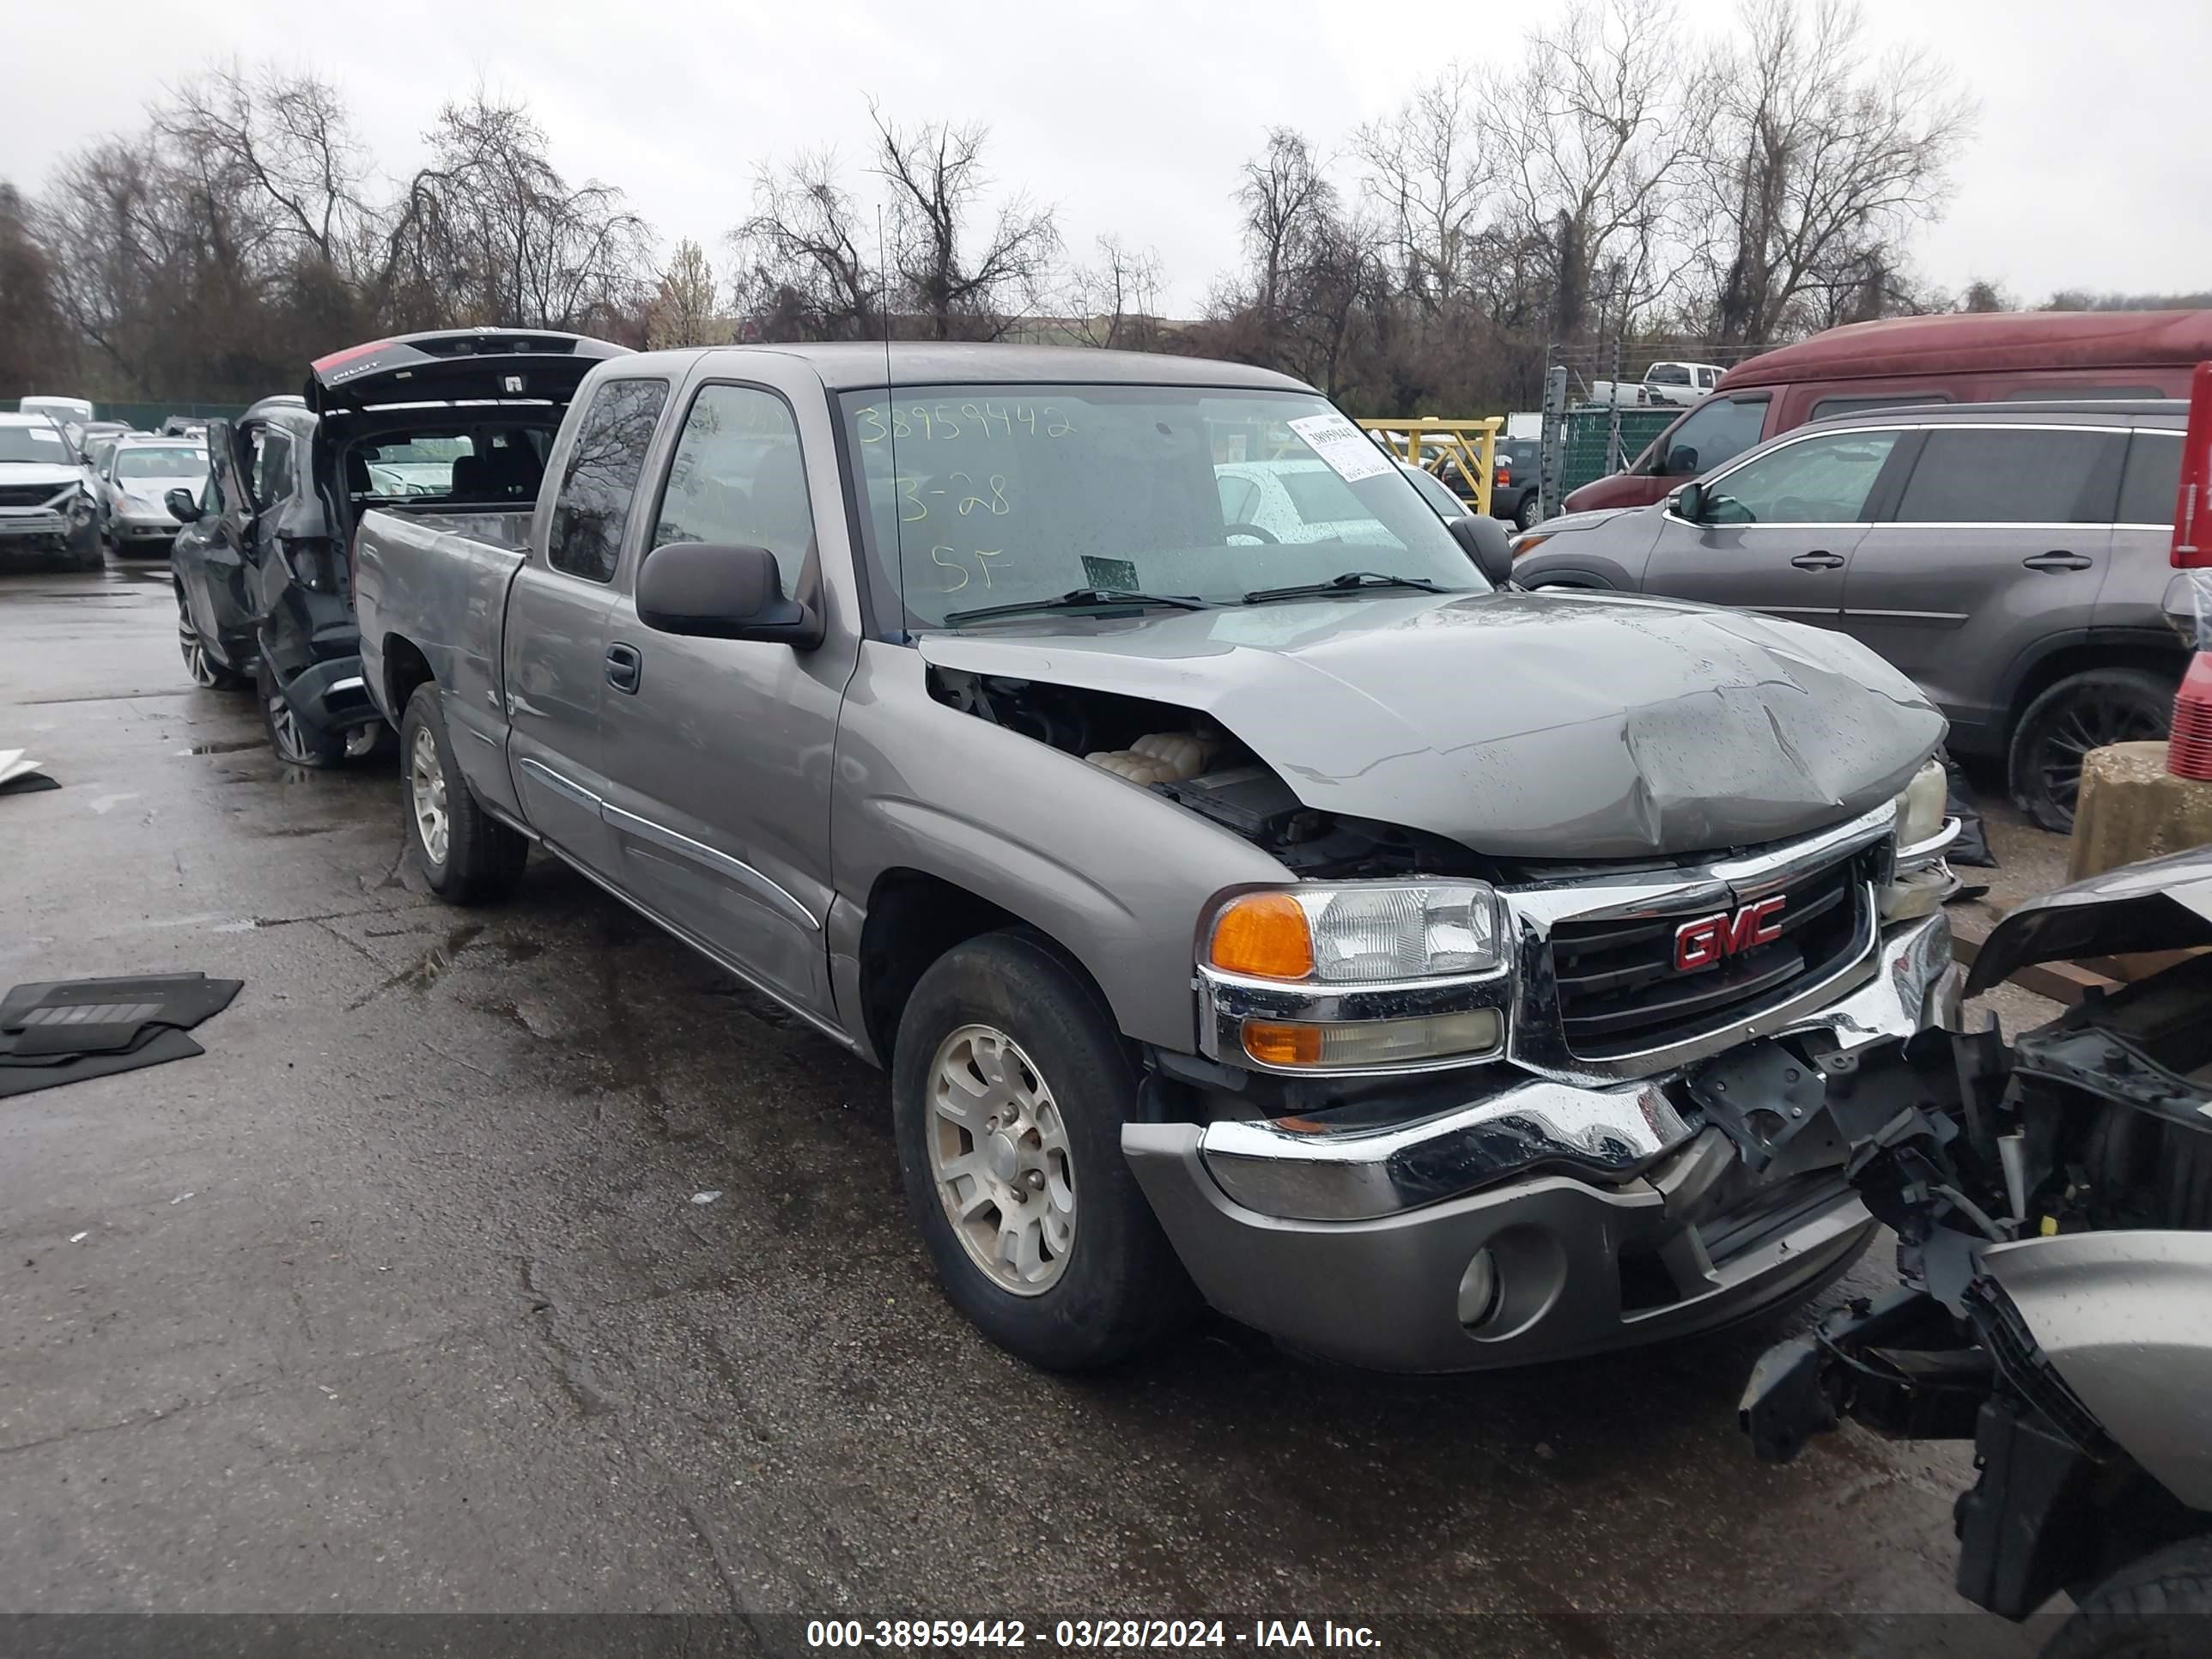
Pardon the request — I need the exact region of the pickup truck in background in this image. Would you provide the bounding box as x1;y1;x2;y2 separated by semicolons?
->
1587;362;1727;409
356;342;1961;1375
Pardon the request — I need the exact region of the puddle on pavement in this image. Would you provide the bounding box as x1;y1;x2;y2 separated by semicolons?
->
349;922;486;1009
179;739;263;757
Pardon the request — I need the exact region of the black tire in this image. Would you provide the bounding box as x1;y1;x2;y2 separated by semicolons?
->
258;659;346;769
891;932;1198;1370
398;683;527;903
177;584;247;691
1514;495;1540;532
2008;668;2173;833
2043;1537;2212;1659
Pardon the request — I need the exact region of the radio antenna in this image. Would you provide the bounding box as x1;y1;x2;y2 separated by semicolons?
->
878;204;906;639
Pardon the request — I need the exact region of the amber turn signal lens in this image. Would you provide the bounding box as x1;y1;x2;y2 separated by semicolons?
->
1208;892;1314;980
1241;1020;1325;1066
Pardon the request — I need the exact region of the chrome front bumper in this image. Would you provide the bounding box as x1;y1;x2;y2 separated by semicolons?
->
1124;912;1954;1372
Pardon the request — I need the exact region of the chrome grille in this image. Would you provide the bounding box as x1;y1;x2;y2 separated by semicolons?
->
1548;850;1873;1061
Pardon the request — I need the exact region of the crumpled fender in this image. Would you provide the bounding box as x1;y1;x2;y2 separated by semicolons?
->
1980;1231;2212;1510
1964;845;2212;996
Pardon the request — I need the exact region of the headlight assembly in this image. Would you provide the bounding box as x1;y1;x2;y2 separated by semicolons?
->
1883;758;1960;921
1202;883;1510;1073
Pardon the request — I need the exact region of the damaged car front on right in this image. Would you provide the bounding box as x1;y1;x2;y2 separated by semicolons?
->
1741;847;2212;1650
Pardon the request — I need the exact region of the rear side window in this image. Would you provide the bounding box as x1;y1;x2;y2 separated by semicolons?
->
548;379;670;582
1647;364;1691;386
1277;467;1372;526
1894;428;2118;524
2117;431;2184;526
1808;392;1951;421
651;384;817;588
1648;395;1767;476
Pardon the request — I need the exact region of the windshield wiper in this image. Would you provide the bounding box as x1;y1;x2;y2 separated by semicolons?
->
941;587;1211;626
1242;571;1449;605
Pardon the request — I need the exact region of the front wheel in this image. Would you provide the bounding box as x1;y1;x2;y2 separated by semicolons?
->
399;683;528;902
2044;1536;2212;1659
178;586;246;690
892;932;1197;1370
2007;668;2172;833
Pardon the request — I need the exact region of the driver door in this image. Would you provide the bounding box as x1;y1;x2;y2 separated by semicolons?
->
178;421;259;664
1641;427;1912;627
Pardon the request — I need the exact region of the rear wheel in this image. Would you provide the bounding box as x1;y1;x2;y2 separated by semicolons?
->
891;932;1197;1370
2007;668;2172;832
1515;495;1540;532
399;683;528;902
258;659;345;769
177;585;246;690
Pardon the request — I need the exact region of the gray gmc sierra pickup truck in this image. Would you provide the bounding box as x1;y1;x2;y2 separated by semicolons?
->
354;342;1961;1374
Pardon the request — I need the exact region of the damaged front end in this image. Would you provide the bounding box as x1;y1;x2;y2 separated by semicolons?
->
1741;845;2212;1620
914;600;1963;1371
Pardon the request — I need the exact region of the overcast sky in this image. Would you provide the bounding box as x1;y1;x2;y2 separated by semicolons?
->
4;0;2206;317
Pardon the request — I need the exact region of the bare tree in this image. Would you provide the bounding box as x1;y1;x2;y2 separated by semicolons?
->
158;64;376;276
384;90;653;332
1354;67;1489;311
871;104;1060;339
1698;0;1973;344
1235;128;1336;325
1066;234;1163;349
0;183;77;392
1474;0;1705;339
647;238;726;347
728;147;879;341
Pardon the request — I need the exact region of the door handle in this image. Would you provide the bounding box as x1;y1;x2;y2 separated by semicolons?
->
605;642;641;694
1790;550;1845;570
2022;550;2093;573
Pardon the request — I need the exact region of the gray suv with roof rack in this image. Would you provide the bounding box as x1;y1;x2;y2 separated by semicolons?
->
1513;398;2191;830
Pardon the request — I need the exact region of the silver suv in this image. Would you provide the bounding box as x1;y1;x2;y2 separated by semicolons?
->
1513;400;2189;830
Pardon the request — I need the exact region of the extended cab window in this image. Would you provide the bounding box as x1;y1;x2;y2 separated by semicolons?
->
1700;430;1902;526
2117;431;2183;526
652;385;816;585
548;379;670;582
1644;395;1767;477
1894;428;2118;524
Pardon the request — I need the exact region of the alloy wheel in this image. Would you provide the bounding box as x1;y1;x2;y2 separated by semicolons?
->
925;1023;1076;1296
177;590;220;688
410;725;450;868
2036;693;2166;815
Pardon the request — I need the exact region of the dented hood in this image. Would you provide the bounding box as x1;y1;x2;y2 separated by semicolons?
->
915;589;1944;859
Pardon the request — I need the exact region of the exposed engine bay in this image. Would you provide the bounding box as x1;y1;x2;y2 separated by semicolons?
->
932;668;1488;878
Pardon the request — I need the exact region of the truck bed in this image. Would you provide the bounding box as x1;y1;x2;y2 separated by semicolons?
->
353;505;532;810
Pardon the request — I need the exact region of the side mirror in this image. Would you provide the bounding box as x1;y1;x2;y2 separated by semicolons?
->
635;542;823;648
165;488;203;523
1665;445;1698;477
1670;482;1705;523
1449;514;1516;588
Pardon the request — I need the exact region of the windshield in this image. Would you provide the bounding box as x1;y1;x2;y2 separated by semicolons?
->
839;384;1486;629
0;424;71;465
115;445;207;480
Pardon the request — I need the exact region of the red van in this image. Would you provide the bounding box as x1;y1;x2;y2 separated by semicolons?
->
1563;309;2212;514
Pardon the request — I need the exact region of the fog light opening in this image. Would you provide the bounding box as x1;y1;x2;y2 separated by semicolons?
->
1455;1249;1502;1331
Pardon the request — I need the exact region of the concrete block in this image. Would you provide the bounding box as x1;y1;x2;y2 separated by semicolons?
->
2067;741;2212;882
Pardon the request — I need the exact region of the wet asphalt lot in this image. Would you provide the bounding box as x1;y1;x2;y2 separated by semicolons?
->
0;561;2045;1656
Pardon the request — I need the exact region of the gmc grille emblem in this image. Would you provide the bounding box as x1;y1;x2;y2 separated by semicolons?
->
1674;896;1787;972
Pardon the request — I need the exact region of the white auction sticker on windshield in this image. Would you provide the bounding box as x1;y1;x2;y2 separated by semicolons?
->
27;428;60;442
1287;414;1393;483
